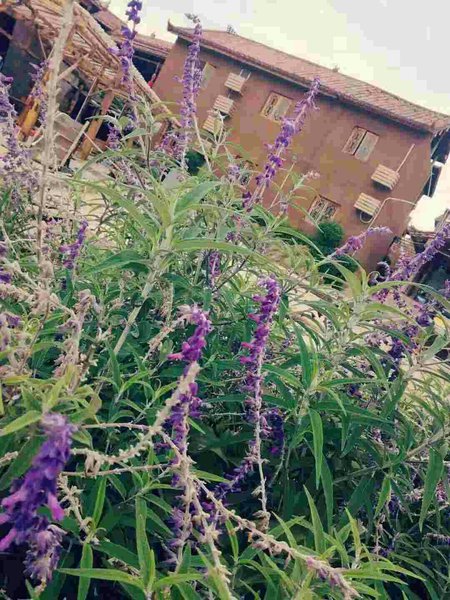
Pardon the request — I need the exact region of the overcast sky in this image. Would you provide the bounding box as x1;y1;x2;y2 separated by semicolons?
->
110;0;449;230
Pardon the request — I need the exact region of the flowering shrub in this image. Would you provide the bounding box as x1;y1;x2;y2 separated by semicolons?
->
0;13;449;600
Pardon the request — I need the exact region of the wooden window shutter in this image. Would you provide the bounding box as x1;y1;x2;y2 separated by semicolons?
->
274;96;291;121
201;63;216;89
355;131;379;161
343;127;366;154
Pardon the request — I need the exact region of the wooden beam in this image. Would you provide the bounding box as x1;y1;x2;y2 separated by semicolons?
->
79;87;115;159
17;98;41;139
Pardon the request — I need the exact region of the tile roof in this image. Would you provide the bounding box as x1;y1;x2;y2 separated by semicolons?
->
94;9;172;58
168;22;450;134
133;34;172;58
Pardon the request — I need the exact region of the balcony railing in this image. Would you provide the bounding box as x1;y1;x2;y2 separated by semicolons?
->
371;164;400;190
354;193;381;217
225;73;247;93
213;95;235;115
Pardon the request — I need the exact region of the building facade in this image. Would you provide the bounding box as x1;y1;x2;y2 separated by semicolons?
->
154;24;450;269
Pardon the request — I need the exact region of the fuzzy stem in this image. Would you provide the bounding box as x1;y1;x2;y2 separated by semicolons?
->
35;0;75;263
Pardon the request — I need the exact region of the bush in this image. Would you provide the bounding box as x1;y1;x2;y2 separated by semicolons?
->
312;220;345;254
0;27;449;600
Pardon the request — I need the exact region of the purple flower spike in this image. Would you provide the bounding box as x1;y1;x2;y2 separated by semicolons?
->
208;251;221;287
332;226;392;257
0;74;37;194
390;224;450;282
169;14;203;166
241;277;281;421
162;306;212;556
110;0;143;94
30;60;49;122
0;413;75;583
60;220;88;270
167;305;212;365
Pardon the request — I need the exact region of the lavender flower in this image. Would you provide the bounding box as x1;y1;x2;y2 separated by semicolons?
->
106;124;121;150
208;251;221;287
0;413;75;583
30;60;48;123
263;408;284;455
241;277;281;421
167;305;212;366
332;227;391;257
110;0;143;94
0;74;37;193
389;224;450;282
245;79;319;211
162;306;212;557
170;14;203;166
0;312;21;351
59;220;88;270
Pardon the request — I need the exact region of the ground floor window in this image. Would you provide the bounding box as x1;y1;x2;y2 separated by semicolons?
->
308;196;338;223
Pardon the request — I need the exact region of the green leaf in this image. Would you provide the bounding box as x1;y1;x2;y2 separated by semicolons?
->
77;544;93;600
175;181;219;214
345;510;362;563
0;434;42;490
91;478;107;527
86;250;148;275
293;325;313;389
375;477;391;518
309;410;323;488
135;498;154;590
304;487;325;554
419;448;444;531
0;410;41;437
59;568;143;589
96;541;139;569
225;520;239;564
321;456;334;531
153;573;203;590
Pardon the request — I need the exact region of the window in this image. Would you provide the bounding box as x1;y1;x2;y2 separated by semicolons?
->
261;93;292;122
239;68;252;80
200;62;216;89
343;127;379;161
308;197;338;223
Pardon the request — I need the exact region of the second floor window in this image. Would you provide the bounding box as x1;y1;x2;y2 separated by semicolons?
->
308;196;338;223
261;92;292;122
343;127;379;161
201;62;216;89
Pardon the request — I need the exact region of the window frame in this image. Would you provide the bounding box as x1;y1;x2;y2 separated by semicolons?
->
307;196;339;224
342;127;379;162
261;92;292;123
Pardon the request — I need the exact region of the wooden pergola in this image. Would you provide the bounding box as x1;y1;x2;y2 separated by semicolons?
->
0;0;171;157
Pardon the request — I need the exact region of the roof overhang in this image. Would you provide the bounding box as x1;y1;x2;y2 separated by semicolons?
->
168;21;450;135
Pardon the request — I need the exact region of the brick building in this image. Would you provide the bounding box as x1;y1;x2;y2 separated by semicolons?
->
153;23;450;269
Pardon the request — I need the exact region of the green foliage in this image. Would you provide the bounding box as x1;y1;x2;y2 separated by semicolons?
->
312;220;345;254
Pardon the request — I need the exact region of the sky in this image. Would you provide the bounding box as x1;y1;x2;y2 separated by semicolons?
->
110;0;450;230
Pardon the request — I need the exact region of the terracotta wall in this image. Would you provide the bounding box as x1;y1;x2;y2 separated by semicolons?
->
154;39;434;270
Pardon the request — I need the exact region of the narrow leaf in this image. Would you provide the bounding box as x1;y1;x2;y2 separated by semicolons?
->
77;544;93;600
309;410;323;487
0;410;41;437
419;448;444;531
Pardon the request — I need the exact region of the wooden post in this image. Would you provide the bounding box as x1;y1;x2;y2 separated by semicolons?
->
18;98;41;139
79;87;115;159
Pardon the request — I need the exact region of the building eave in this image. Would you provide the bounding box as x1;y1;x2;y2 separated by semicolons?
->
168;22;450;135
